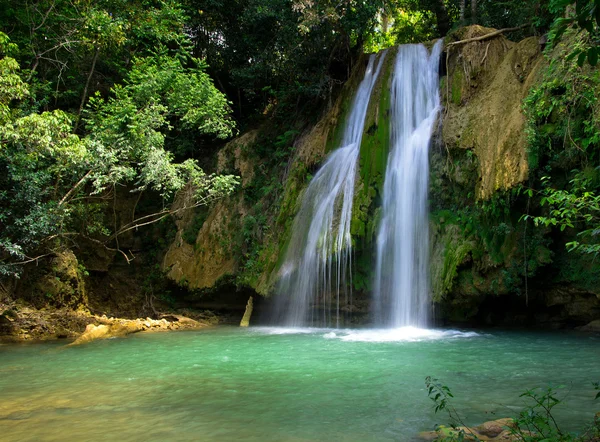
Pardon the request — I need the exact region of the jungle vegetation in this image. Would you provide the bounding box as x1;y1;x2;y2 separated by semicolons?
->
0;0;598;277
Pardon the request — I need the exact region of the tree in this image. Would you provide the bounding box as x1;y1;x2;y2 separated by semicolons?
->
526;175;600;256
184;0;390;119
0;32;238;275
0;0;194;115
551;0;600;66
523;14;600;257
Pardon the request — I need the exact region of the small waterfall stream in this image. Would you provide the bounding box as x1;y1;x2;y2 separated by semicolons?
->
274;52;386;327
373;41;443;328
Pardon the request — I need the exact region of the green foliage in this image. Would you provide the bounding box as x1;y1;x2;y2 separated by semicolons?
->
237;210;269;286
524;27;600;257
512;386;567;440
426;378;600;442
182;209;209;245
185;0;367;118
0;31;238;275
426;376;456;414
525;174;600;255
84;50;235;196
364;6;437;52
550;0;600;67
429;172;553;301
425;376;478;442
0;0;192;112
510;384;600;441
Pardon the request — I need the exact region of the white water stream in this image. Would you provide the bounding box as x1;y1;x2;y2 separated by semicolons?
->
373;41;443;328
274;52;387;327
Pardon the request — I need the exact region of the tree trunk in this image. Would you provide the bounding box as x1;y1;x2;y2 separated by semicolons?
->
460;0;466;24
432;0;450;36
471;0;477;24
381;9;389;34
76;46;100;131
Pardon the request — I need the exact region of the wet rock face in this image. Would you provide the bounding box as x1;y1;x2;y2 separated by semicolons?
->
543;287;600;325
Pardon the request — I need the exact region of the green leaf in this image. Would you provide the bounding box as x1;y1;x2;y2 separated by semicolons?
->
588;47;598;66
566;48;582;61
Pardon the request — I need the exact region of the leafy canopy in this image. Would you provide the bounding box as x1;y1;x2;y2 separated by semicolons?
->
0;32;238;275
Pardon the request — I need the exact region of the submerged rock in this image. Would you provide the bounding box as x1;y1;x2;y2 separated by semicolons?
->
419;418;516;441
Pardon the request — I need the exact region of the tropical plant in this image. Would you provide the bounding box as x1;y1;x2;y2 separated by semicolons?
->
0;32;238;275
425;377;600;441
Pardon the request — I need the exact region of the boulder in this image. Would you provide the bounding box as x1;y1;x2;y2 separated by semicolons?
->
577;319;600;332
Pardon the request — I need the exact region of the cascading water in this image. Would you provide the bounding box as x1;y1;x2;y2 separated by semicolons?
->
373;41;443;328
273;52;386;327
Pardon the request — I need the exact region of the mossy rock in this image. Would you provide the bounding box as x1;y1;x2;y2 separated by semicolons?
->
352;47;398;244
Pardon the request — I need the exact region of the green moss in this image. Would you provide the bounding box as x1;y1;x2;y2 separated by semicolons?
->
451;69;463;106
325;55;370;155
182;208;208;245
351;47;397;243
440;241;473;297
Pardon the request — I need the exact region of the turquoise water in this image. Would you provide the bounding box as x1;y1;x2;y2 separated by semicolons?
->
0;327;599;441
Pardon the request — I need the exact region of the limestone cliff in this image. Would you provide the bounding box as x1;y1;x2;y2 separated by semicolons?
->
442;26;543;199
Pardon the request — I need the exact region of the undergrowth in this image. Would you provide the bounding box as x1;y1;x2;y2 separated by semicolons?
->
425;376;600;441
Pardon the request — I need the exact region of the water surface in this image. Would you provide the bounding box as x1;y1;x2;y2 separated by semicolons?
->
0;327;598;441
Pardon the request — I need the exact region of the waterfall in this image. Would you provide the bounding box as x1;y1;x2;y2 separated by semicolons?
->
274;52;387;327
373;42;443;328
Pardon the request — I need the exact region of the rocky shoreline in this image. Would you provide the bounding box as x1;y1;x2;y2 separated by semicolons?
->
0;303;219;344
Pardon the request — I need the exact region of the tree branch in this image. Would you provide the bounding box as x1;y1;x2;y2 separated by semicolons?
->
109;190;224;241
446;24;529;47
58;170;93;207
32;0;56;32
76;46;100;129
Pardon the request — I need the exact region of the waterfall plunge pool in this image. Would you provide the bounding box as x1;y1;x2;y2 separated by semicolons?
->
1;327;598;441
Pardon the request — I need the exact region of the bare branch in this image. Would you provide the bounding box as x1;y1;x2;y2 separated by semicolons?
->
2;253;54;267
110;189;225;240
76;46;100;129
58;170;93;207
32;0;56;32
446;24;529;48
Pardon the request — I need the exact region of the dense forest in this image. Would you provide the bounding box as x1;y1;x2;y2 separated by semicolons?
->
1;1;599;441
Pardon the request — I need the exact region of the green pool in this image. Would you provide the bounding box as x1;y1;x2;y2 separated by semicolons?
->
0;327;598;441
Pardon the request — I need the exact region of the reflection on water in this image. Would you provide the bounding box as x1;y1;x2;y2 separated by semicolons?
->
0;327;598;441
